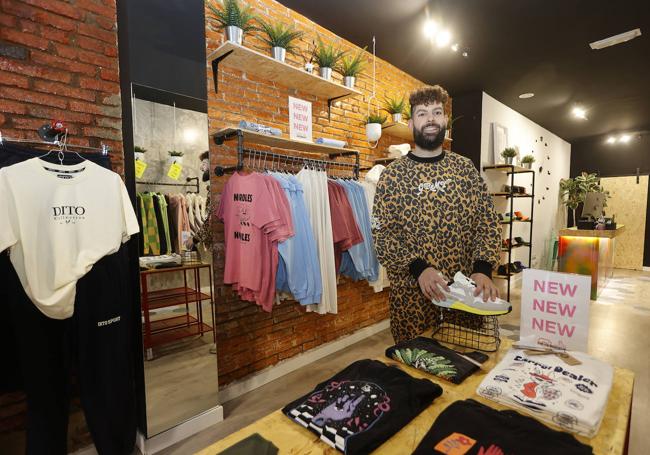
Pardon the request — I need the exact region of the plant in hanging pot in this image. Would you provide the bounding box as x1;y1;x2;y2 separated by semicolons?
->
383;95;406;123
207;0;257;46
134;145;147;161
258;20;304;63
313;37;345;81
337;47;366;89
501;147;517;165
365;113;387;142
521;154;536;169
445;115;462;140
167;150;185;165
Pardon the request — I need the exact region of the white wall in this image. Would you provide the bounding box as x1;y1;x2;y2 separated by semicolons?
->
480;92;571;270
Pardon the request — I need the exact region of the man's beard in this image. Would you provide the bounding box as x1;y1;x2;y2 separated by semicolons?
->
413;124;446;151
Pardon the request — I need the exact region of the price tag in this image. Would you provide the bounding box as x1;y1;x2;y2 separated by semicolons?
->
135;160;147;178
167;162;183;180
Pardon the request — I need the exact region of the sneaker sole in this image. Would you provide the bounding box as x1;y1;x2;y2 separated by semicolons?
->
433;299;512;316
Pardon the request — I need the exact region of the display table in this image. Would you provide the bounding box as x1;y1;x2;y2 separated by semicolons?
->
197;338;634;455
558;225;625;299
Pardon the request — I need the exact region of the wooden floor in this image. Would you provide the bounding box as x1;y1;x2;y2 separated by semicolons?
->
158;268;650;455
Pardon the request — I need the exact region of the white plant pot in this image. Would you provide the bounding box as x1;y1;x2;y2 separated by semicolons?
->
168;156;184;166
344;76;356;89
319;67;332;80
522;162;532;169
304;62;314;73
366;123;382;142
504;156;514;165
134;152;144;161
272;46;286;62
225;26;243;45
392;113;402;123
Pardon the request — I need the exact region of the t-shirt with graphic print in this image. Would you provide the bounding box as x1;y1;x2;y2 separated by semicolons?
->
282;359;442;454
0;158;139;319
385;337;487;384
412;399;592;455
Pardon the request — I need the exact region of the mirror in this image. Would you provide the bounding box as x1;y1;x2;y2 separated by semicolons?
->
131;90;218;436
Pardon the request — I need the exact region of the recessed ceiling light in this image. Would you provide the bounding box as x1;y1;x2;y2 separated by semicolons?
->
589;28;642;50
436;30;451;47
572;106;587;120
619;134;631;143
423;20;438;38
519;93;535;99
451;43;459;52
462;49;469;58
606;136;616;144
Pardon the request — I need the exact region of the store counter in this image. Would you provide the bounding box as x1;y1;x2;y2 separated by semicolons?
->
198;338;634;455
558;225;625;300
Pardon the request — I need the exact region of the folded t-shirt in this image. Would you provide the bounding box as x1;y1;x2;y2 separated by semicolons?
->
412;399;592;454
282;359;442;454
386;337;487;384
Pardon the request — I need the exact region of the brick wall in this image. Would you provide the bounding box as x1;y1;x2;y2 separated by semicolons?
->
205;0;452;386
0;0;123;173
0;0;121;451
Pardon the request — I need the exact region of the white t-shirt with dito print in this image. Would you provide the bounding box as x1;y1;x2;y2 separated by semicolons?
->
0;158;140;319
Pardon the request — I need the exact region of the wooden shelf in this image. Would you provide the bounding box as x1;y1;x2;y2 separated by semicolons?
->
374;156;398;164
483;164;534;174
213;128;359;156
208;41;362;102
382;121;412;140
146;315;212;348
490;192;534;198
500;219;533;224
146;287;212;310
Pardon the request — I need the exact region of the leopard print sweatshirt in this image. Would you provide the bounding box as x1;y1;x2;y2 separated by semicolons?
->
372;151;501;288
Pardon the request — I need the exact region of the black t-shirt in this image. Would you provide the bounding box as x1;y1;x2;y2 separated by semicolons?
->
282;359;442;454
412;399;593;455
386;337;488;384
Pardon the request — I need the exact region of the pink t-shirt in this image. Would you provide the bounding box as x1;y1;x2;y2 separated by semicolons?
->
217;172;293;311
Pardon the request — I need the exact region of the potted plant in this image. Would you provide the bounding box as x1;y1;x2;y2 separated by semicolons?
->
559;172;609;227
521;154;536;169
313;37;345;80
365;113;387;142
258;20;303;63
383;95;406;123
337;47;365;89
403;101;411;121
207;0;257;46
134;145;147;161
445;115;462;140
501;147;517;165
168;150;185;165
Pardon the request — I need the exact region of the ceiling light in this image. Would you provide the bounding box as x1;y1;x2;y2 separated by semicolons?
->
436;30;451;47
606;136;616;144
589;28;642;50
462;48;469;58
451;43;459;52
519;93;535;99
423;20;438;38
572;106;587;120
619;134;631;143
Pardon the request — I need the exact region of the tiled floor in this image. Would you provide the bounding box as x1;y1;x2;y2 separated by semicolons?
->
160;268;650;455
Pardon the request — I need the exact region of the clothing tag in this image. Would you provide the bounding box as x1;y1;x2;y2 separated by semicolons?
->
167;162;182;180
135;160;147;178
57;174;73;179
181;230;191;251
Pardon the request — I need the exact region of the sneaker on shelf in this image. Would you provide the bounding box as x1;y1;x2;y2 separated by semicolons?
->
514;236;530;246
502;213;512;223
433;272;512;316
514;211;530;221
513;261;528;271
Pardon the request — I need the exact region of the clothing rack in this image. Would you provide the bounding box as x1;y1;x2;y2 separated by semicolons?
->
0;130;110;155
136;176;200;193
214;147;360;179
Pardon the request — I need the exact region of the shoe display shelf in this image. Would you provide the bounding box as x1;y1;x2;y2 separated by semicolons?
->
483;164;535;301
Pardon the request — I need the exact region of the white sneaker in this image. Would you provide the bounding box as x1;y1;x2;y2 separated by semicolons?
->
434;272;512;316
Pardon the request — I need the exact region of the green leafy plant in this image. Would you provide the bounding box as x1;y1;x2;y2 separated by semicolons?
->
383;95;406;115
449;115;463;129
365;113;387;125
403;101;411;120
206;0;257;32
559;172;609;225
168;150;184;157
521;154;536;164
501;147;517;158
134;146;147;154
313;37;345;68
258;20;303;53
337;47;366;77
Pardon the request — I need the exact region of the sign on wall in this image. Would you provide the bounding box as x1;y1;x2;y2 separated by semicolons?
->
289;96;312;142
520;268;591;352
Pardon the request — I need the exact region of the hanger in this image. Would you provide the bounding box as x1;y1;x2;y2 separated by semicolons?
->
37;130;86;165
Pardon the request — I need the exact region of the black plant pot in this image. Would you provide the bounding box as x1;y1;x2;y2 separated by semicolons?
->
577;220;595;229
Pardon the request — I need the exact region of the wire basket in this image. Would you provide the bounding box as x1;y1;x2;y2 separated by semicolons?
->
432;308;501;352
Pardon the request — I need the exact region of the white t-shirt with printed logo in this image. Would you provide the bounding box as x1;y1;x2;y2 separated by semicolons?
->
0;158;139;319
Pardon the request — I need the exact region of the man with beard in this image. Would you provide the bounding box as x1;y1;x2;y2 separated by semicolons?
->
372;85;501;343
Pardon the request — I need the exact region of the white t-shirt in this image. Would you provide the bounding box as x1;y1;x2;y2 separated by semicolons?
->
0;158;139;319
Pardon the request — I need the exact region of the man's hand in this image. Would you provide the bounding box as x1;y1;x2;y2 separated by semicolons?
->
418;267;450;302
470;273;499;302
